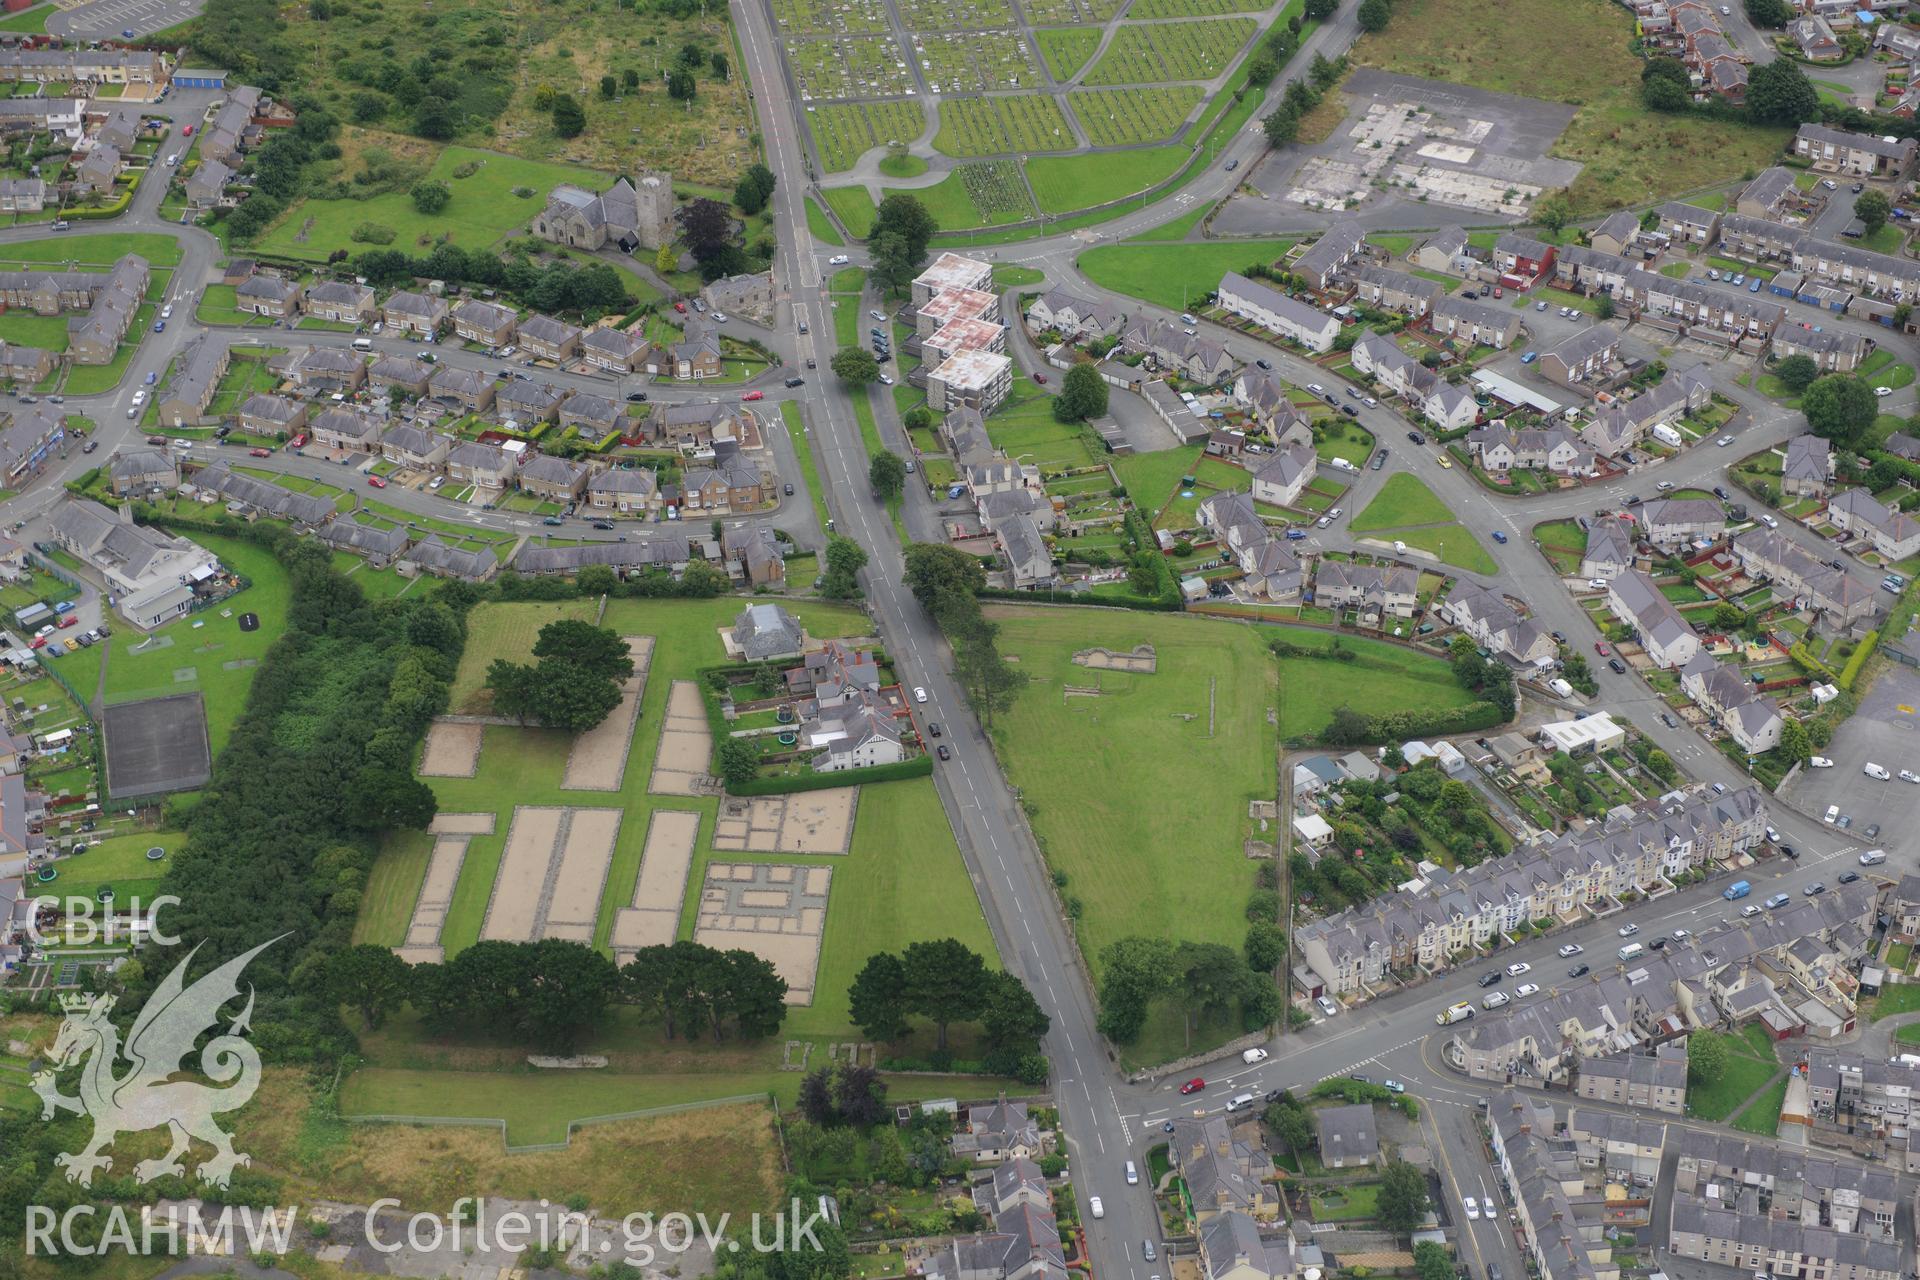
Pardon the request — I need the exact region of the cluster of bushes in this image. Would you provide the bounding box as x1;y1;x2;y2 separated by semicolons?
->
1320;700;1507;747
1095;935;1283;1046
848;940;1049;1082
352;243;632;318
219;103;343;242
491;560;731;602
901;545;1024;726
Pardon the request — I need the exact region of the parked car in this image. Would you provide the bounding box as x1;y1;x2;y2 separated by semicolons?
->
1406;430;1425;445
1608;657;1625;674
366;475;388;488
1179;1077;1205;1094
1809;756;1834;768
248;447;272;457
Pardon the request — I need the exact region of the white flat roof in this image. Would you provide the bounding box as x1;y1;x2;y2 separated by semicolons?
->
1471;369;1564;416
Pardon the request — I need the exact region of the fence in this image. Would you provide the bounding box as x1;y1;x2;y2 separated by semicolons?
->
341;1091;771;1155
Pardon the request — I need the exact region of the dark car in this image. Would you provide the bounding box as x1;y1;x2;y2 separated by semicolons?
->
1660;712;1677;728
1713;485;1731;500
1550;631;1565;643
1255;359;1272;370
1478;971;1501;988
1840;871;1862;884
1324;393;1338;406
784;483;795;495
1407;430;1426;445
936;744;951;761
785;377;805;387
1348;1073;1370;1083
1491;530;1507;544
1648;937;1667;951
1567;964;1589;978
1341;404;1358;417
81;439;98;453
1865;822;1882;840
929;722;942;737
626;392;649;402
1608;657;1626;674
1370;451;1387;471
591;520;614;530
1781;844;1797;859
1624;494;1643;506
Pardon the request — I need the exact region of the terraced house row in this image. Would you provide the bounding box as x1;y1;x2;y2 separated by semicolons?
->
1294;785;1766;997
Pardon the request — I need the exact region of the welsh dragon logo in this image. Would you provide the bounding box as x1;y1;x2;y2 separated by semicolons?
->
32;937;281;1188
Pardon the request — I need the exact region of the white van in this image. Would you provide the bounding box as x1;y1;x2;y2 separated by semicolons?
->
1860;849;1888;866
1618;942;1645;962
1825;804;1841;824
1225;1092;1256;1112
1089;1197;1104;1219
1125;1160;1139;1185
353;337;373;351
1241;1047;1269;1064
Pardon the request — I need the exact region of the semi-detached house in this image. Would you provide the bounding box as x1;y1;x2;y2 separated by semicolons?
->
1606;570;1700;668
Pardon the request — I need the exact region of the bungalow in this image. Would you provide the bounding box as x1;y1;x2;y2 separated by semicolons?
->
1794;123;1918;178
367;354;433;396
1217;272;1339;352
236;393;307;439
156;339;229;427
234;276;301;320
289;345;366;392
517;453;590;503
1316;1104;1379;1168
733;603;807;661
1428;295;1519;349
1606;570;1700;668
192;460;335;525
1829;487;1920;560
315;519;410;567
428;365;496;413
585;466;661;518
1248;444;1317;509
398;535;497;582
1636;497;1726;550
451;298;517;349
1781;434;1834;498
1539;325;1623;387
445;441;517;492
559;391;623;442
304;281;375;326
380;290;447;336
582;324;653;375
655;399;739;449
379;422;451;470
309;406;381;454
518;314;583;364
1788;14;1842;59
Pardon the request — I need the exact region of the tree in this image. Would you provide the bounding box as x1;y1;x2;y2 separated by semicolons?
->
679;197;735;260
1053;361;1110;422
868;230;916;296
716;737;759;789
1745;60;1819;126
532;620;635;683
1593;293;1616;322
1745;0;1791;27
524;658;625;731
710;51;730;79
1096;936;1177;1043
1413;1242;1454;1280
1266;1098;1315;1155
1778;715;1812;762
624;68;641;90
821;534;868;599
667;69;697;101
1535;194;1571;237
1245;921;1287;973
903;543;988;613
600;74;618;99
1356;0;1390;30
952;629;1023;727
655;244;678;274
413;98;457;140
1773;353;1819;393
900;938;989;1052
1688;1030;1731;1086
849;952;912;1041
1856;188;1892;237
1375;1157;1430;1236
1641;57;1693;112
1127;551;1162;597
720;948;789;1040
871;194;938;266
734;173;769;215
517;939;621;1053
1262;108;1300;148
1304;0;1337;17
1802;373;1877;448
325;944;409;1028
870;450;907;500
551;94;586;138
980;970;1051;1049
831;345;880;387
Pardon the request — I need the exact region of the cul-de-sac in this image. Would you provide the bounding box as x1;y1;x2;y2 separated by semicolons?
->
9;0;1920;1278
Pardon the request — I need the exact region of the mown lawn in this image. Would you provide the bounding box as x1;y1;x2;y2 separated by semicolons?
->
1078;238;1295;311
0;232;183;268
1027;148;1186;215
39;830;187;902
1351;0;1788;215
1688;1030;1781;1122
97;533;293;755
1351;473;1455;530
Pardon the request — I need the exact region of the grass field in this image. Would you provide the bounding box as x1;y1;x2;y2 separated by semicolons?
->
97;533;293;755
251;147;615;265
39;830;187;902
810;100;928;173
1070;86;1204;147
1076;238;1294;310
1352;473;1456;530
888;163;1034;227
823;185;881;238
1026;147;1187;215
0;309;70;352
445;598;600;713
0;232;183;268
935;95;1076;157
0;2;51;32
804;196;844;246
1081;19;1257;85
1688;1029;1781;1122
983;607;1470;1062
1351;0;1789;216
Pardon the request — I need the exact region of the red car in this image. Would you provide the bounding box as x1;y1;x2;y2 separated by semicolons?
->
1179;1077;1205;1095
57;616;77;629
742;390;765;401
248;447;272;457
182;124;193;136
29;636;46;650
366;475;388;489
289;433;307;448
1032;372;1047;384
1594;641;1611;657
673;301;687;314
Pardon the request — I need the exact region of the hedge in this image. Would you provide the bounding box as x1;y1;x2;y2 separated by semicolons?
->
1788;640;1838;681
727;755;933;795
1327;699;1505;746
1839;631;1878;690
976;586;1174;612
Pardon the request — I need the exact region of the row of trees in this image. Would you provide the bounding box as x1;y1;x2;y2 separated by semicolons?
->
486;618;636;732
1095;935;1283;1045
849;939;1050;1080
1262;52;1350;148
354;241;633;316
220;102;342;241
327;936;790;1052
902;544;1023;726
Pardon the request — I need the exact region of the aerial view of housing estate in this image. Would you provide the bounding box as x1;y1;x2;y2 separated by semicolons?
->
13;0;1920;1276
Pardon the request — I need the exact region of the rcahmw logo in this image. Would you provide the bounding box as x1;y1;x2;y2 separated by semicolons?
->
26;933;283;1259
